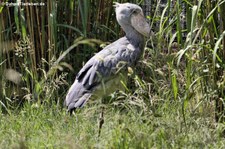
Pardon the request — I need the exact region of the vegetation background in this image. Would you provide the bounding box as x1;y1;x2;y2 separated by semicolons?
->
0;0;225;148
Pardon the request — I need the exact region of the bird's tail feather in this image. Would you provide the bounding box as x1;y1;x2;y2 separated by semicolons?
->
67;93;92;112
74;93;92;108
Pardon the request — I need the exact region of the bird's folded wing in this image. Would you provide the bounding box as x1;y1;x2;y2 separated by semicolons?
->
76;44;131;90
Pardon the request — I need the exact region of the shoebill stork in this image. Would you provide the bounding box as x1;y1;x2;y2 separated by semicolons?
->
65;3;150;114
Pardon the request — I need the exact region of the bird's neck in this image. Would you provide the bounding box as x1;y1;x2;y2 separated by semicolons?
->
122;25;145;47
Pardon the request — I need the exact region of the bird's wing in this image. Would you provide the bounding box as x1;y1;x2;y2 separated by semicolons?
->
76;38;133;90
65;37;142;110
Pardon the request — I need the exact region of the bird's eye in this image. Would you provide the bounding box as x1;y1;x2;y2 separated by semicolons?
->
127;6;130;9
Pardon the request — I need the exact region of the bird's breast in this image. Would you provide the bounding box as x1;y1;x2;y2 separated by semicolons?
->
91;73;127;99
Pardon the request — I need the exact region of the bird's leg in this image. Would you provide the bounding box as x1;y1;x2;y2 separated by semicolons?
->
98;96;107;137
98;105;105;137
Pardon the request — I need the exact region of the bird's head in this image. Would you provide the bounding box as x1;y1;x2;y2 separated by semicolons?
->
114;2;150;37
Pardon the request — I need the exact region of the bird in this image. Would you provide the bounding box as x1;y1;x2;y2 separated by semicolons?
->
65;2;151;114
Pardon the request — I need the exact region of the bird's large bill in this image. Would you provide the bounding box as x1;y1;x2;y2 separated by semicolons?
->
131;13;151;38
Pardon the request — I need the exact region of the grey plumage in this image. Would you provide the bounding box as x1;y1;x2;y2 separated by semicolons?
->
65;3;150;113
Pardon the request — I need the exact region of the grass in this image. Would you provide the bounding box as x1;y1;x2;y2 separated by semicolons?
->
0;100;224;148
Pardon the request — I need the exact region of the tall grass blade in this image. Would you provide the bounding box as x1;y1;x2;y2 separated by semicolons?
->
78;0;89;37
213;31;225;69
20;8;27;40
57;24;83;36
159;5;168;33
54;38;102;65
0;3;4;13
190;5;197;44
176;0;183;46
185;0;192;32
14;0;20;33
171;69;178;100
